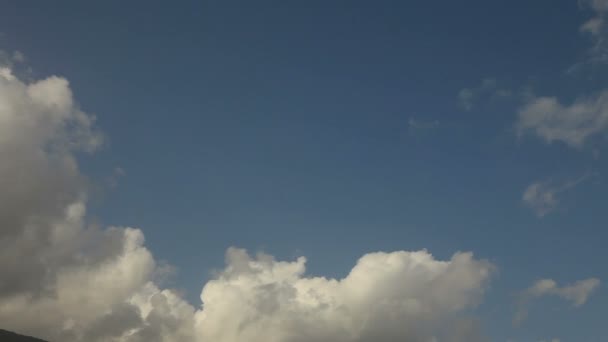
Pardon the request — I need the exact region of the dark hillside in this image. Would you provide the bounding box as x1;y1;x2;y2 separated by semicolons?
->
0;329;48;342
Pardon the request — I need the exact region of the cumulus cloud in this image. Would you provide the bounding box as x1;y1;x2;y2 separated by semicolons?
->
522;174;590;217
514;278;600;325
0;55;497;341
194;248;494;342
0;59;194;341
516;90;608;147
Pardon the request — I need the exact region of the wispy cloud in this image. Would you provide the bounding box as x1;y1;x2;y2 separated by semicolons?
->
407;117;439;136
514;278;600;326
522;173;592;217
516;91;608;147
458;78;511;111
0;49;25;68
521;2;608;147
579;0;608;63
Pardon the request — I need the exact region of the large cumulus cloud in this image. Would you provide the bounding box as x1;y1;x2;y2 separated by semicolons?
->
195;248;494;342
0;61;495;341
0;64;193;341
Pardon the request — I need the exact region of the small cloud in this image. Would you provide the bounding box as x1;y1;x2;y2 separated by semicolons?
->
408;117;439;135
577;0;608;64
514;278;600;326
12;51;25;63
457;78;511;111
0;49;30;80
114;166;126;177
522;182;558;217
494;89;512;98
516;90;608;147
581;16;603;35
480;78;497;89
107;166;126;188
522;174;591;217
458;88;475;111
0;49;25;67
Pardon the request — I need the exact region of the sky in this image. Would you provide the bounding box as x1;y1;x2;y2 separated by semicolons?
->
0;1;607;341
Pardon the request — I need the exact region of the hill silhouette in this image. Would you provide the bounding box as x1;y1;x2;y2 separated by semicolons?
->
0;329;48;342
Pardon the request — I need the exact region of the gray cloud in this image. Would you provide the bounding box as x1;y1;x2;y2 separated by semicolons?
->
0;58;192;341
0;67;103;296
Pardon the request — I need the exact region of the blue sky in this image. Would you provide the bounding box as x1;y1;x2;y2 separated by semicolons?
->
1;1;607;341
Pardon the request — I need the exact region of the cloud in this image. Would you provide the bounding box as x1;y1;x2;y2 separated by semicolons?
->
0;49;26;70
579;0;608;62
0;57;496;341
12;50;25;63
522;174;590;217
194;248;494;342
458;78;511;111
516;90;608;147
0;59;194;341
408;117;439;136
0;66;14;80
107;166;126;188
458;78;495;111
514;278;600;325
521;2;608;145
458;88;476;111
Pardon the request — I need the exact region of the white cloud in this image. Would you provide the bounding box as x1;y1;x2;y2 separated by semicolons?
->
194;248;494;342
0;59;496;341
516;91;608;147
517;1;608;151
522;174;590;217
514;278;600;325
0;61;193;341
0;66;14;80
